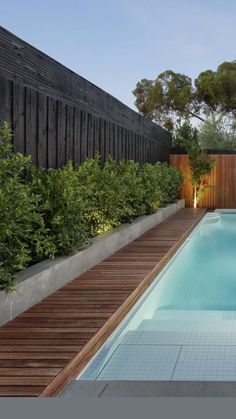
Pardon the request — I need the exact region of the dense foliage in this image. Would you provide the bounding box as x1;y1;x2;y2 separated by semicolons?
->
0;123;183;291
0;122;44;291
198;113;236;150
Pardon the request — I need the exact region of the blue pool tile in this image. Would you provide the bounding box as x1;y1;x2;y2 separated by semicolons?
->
173;346;236;381
97;345;181;381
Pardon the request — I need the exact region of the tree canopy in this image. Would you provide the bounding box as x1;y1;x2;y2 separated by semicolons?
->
133;61;236;131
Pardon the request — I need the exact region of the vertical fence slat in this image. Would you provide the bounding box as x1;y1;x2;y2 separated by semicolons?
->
87;113;94;159
109;122;114;158
37;91;48;168
13;82;25;154
104;120;109;160
0;76;12;128
130;131;133;160
124;129;128;161
66;105;74;162
81;110;88;162
121;127;125;161
57;101;67;167
25;86;37;164
74;108;81;165
94;116;100;157
113;124;118;162
117;126;121;162
48;96;57;168
99;118;105;162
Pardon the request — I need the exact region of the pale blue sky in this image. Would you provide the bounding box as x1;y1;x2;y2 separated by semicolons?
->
1;0;236;109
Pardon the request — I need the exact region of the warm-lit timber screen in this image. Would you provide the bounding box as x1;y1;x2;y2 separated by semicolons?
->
170;154;236;209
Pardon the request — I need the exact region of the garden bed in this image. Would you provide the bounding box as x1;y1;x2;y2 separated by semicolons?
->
0;199;184;326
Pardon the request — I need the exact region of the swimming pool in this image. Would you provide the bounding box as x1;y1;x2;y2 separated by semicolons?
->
78;211;236;382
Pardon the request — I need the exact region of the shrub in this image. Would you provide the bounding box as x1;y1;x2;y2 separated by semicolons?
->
76;156;121;236
0;123;183;291
117;160;147;221
140;162;183;212
77;158;148;235
0;123;45;291
157;163;184;205
28;162;88;258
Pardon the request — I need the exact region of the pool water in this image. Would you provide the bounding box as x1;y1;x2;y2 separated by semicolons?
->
79;212;236;382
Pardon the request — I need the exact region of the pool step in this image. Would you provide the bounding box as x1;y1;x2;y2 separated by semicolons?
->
151;309;236;321
202;214;220;224
122;329;236;346
96;341;236;381
138;317;236;332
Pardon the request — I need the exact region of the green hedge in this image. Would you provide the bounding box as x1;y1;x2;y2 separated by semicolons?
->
0;122;183;291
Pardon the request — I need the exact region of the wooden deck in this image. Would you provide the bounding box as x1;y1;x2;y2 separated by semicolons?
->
0;208;206;397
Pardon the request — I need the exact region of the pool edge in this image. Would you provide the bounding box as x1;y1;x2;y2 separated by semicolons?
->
61;379;236;398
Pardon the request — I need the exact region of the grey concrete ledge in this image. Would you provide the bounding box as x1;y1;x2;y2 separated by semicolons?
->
0;199;184;326
60;380;236;398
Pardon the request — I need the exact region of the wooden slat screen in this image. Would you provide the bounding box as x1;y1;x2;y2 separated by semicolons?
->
170;154;236;208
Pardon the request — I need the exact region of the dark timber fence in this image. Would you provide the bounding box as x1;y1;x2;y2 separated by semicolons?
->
0;27;171;168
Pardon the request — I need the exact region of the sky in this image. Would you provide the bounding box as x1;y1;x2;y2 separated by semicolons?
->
1;0;236;110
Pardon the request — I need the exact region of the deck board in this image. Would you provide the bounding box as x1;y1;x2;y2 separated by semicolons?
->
0;208;205;397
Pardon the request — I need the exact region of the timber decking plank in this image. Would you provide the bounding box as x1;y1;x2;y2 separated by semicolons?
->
0;339;85;346
0;208;205;397
0;377;52;385
0;368;61;376
0;360;68;368
0;346;81;352
0;353;75;360
0;386;44;396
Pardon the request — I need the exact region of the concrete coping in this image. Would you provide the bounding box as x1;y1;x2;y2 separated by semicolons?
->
60;379;236;398
0;199;185;326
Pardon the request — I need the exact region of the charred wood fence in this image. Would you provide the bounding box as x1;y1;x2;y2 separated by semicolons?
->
0;27;171;168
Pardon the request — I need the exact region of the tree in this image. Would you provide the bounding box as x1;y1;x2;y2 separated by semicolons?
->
196;62;236;115
133;61;236;130
198;112;236;150
176;123;216;208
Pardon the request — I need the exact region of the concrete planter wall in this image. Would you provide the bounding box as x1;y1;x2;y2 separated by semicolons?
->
0;199;185;326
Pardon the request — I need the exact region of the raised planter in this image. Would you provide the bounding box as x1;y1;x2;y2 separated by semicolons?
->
0;199;185;326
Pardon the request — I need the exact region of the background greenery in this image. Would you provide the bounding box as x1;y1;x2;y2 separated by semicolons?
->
0;123;183;292
133;61;236;131
133;61;236;151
